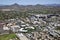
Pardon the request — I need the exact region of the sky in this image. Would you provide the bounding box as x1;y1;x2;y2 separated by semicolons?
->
0;0;60;5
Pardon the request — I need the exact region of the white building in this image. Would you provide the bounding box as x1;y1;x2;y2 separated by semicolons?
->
10;25;20;32
3;27;10;30
19;28;27;32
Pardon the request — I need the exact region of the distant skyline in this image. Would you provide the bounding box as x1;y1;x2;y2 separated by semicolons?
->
0;0;60;5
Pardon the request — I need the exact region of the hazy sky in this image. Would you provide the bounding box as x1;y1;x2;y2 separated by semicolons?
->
0;0;60;5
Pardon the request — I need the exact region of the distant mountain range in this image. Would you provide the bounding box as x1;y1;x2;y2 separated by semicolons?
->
0;3;60;12
0;3;60;6
0;4;6;6
45;4;60;7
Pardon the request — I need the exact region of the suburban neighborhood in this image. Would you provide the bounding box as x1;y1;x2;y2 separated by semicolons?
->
0;14;60;40
0;0;60;40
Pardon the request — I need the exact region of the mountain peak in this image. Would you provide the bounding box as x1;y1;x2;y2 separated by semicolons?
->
11;3;20;6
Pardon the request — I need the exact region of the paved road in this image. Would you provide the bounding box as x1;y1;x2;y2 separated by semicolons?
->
16;33;30;40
